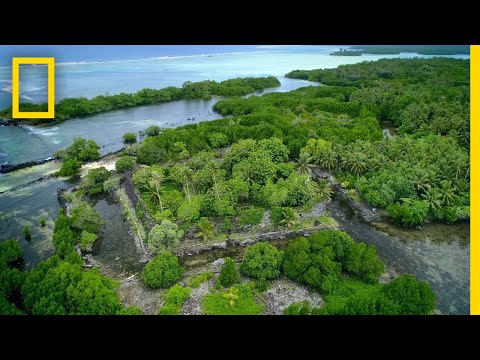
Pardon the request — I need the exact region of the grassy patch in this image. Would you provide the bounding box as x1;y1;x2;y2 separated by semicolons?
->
187;272;214;288
201;284;264;315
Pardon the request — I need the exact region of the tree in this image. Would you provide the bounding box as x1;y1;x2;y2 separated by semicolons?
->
147;171;166;212
56;138;100;162
196;217;216;242
279;208;300;228
240;242;283;280
295;152;314;177
115;156;136;172
381;274;436;315
80;166;111;195
59;158;81;176
70;200;103;234
103;177;120;194
217;257;239;288
177;195;203;222
67;269;122;315
285;173;316;207
145;125;161;137
148;220;184;254
316;179;333;201
142;252;184;289
123;132;137;145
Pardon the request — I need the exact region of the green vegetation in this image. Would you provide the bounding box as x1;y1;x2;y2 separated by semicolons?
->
330;49;363;56
103;177;120;194
283;301;313;315
201;284;264;315
187;272;214;288
145;125;161;137
132;136;329;241
117;306;143;315
79;230;98;252
217;257;239;288
283;230;384;289
115;156;136;173
23;226;31;241
80;167;112;196
1;76;281;124
56;138;101;176
283;58;469;226
240;242;283;280
123;132;137;145
158;284;191;315
238;207;264;226
40;218;46;227
1;234;131;315
142;252;184;289
0;241;25;314
349;45;470;55
147;220;184;254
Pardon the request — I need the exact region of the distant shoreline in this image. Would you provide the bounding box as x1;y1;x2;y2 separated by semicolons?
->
331;45;470;56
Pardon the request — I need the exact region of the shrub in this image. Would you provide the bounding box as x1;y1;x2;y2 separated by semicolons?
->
283;301;313;315
387;200;429;227
40;218;46;227
201;284;264;315
123;132;137;145
145;125;161;137
142;252;184;289
115;156;136;172
187;272;214;288
240;242;283;280
196;217;216;242
158;303;181;315
166;284;191;305
117;306;143;315
70;200;103;235
79;230;98;252
283;230;384;289
217;257;239;288
157;285;191;315
239;207;264;226
177;196;203;222
147;220;184;254
381;275;436;315
80;167;111;196
103;177;120;194
59;158;81;176
23;226;31;240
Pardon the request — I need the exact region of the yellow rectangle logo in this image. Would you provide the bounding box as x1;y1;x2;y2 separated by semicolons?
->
12;57;55;119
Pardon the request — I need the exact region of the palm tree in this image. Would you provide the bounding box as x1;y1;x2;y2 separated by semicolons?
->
343;152;368;179
279;208;300;228
422;187;442;212
315;179;333;201
295;152;314;177
439;180;456;206
196;217;215;242
412;169;431;195
148;171;165;212
318;150;338;173
455;179;470;197
177;166;195;203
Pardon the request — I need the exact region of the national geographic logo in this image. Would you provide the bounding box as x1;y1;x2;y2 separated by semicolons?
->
12;57;55;119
